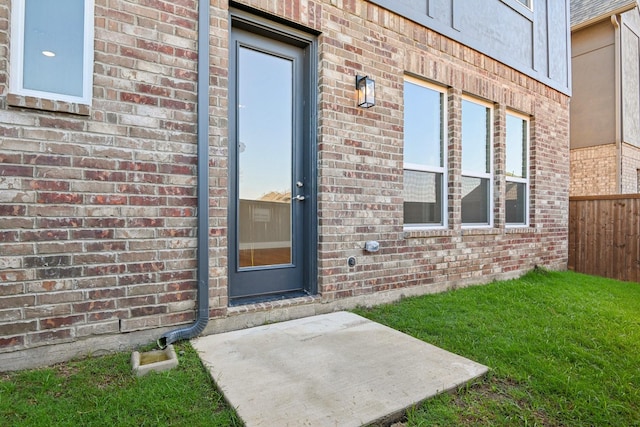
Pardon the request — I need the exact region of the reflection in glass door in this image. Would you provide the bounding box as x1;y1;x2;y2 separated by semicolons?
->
238;46;293;268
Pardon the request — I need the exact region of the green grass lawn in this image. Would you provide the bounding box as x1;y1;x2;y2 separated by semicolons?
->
355;269;640;426
1;270;639;426
0;342;240;427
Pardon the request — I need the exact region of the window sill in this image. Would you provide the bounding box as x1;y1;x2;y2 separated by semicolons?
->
7;93;90;116
404;228;456;239
505;226;539;234
460;227;500;236
404;225;540;239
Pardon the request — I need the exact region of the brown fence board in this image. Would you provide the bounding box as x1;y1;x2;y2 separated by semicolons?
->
569;195;640;282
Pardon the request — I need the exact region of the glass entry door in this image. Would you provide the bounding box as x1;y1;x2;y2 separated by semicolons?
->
229;26;312;302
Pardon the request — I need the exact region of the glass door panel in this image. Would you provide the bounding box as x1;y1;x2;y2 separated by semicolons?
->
237;47;293;268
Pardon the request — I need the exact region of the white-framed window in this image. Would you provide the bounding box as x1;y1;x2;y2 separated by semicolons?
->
516;0;532;9
461;96;493;227
505;111;530;225
10;0;94;105
403;77;447;229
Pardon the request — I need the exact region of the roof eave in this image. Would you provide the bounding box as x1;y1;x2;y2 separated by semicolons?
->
571;1;638;32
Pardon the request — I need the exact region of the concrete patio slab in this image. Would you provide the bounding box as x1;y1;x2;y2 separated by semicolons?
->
192;311;488;426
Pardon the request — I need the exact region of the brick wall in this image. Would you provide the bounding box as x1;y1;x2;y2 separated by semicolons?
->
571;142;640;195
570;144;617;196
570;143;640;196
1;0;201;354
621;143;640;193
0;0;570;369
307;0;569;301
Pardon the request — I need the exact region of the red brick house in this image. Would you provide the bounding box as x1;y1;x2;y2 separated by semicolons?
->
0;0;570;370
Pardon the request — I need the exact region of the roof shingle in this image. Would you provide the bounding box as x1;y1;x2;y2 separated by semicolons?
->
570;0;637;27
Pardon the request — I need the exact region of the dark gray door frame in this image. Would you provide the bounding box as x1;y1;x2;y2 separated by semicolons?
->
228;8;318;304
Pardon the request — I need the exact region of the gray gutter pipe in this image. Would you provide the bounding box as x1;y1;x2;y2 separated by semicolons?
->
158;0;210;349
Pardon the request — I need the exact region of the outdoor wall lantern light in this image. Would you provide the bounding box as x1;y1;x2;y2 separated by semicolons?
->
356;75;375;108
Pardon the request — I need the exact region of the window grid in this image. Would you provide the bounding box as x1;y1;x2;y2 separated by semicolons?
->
403;82;534;230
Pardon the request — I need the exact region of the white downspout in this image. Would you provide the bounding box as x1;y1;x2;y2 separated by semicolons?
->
612;14;623;193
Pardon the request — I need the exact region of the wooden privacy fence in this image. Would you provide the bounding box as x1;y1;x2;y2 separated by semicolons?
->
569;194;640;282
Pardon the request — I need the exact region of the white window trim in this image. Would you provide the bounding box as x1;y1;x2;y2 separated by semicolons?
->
10;0;94;105
403;76;448;230
518;0;533;11
501;0;533;14
505;110;530;227
461;95;494;229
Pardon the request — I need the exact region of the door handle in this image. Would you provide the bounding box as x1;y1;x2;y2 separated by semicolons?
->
294;195;305;201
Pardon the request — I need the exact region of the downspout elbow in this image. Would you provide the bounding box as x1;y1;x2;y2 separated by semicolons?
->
158;297;209;348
